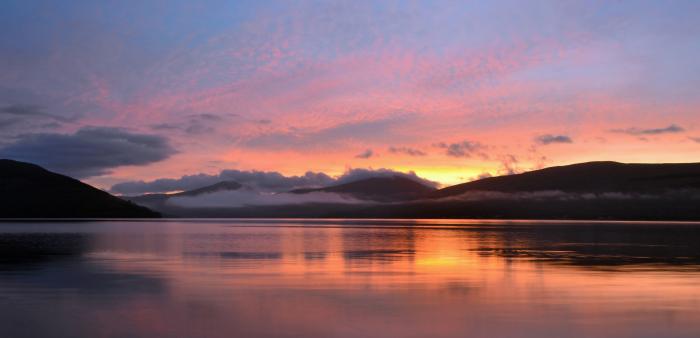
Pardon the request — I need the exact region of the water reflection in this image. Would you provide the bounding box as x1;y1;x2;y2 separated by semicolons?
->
464;222;700;268
0;219;699;338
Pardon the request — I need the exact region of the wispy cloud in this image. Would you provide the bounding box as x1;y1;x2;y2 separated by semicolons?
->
150;123;180;131
244;114;415;150
149;113;232;135
0;104;79;134
434;141;487;158
535;134;573;145
498;154;520;175
611;124;685;136
0;104;74;122
388;146;426;157
355;149;374;159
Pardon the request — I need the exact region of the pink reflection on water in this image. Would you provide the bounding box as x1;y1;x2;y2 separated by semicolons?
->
71;220;700;338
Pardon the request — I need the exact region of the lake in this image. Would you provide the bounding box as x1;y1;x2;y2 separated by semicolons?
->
1;219;700;338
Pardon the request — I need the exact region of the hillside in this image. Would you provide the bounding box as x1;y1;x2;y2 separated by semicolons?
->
119;161;700;220
0;159;159;218
126;180;243;213
432;161;700;198
290;176;436;201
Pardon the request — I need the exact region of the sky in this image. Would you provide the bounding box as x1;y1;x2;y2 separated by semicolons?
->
1;0;699;193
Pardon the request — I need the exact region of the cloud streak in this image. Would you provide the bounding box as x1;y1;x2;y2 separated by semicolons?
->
611;124;685;136
435;141;487;158
388;146;426;157
0;105;79;135
535;134;573;145
149;113;233;135
0;104;75;122
355;149;374;159
243;114;415;150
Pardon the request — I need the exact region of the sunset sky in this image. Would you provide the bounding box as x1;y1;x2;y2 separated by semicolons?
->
1;0;699;193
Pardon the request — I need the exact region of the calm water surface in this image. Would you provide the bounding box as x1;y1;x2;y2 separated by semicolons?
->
1;219;700;338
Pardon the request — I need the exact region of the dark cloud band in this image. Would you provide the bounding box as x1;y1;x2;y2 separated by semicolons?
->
0;127;176;178
611;124;684;136
355;149;374;159
388;146;426;156
535;134;573;145
435;141;486;158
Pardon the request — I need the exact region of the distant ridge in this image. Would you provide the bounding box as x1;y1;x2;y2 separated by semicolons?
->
121;161;700;220
290;175;436;201
126;180;243;212
0;159;159;218
173;181;242;197
431;161;700;198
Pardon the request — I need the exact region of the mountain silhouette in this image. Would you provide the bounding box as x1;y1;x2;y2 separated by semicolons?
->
290;175;436;201
124;161;700;220
431;161;700;198
126;180;243;212
0;159;159;218
13;159;695;220
176;181;242;196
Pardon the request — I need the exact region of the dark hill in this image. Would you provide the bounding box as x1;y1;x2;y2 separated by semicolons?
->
290;176;436;201
431;161;700;199
126;181;242;212
120;162;700;220
0;159;159;218
176;181;242;197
